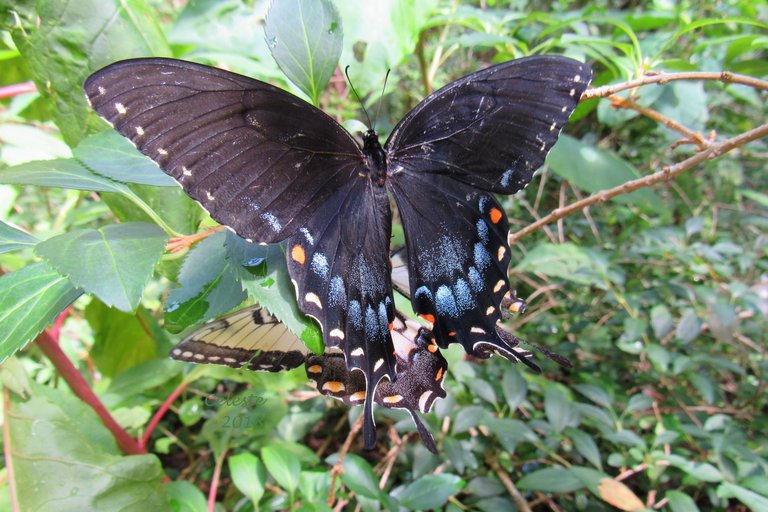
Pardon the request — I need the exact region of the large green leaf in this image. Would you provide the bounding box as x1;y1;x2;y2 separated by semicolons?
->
261;445;301;494
74;131;177;187
0;220;38;254
169;0;282;82
7;382;168;510
164;230;246;333
336;0;438;98
0;262;82;364
228;453;267;506
264;0;343;105
547;135;664;212
398;474;465;510
225;233;323;353
0;158;131;193
36;222;167;312
85;300;169;377
4;0;170;146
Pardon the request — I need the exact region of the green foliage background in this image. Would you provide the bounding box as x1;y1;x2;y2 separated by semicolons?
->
0;0;766;511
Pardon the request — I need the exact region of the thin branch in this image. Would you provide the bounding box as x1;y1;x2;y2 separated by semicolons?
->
490;458;532;512
0;81;37;99
608;94;709;149
509;122;768;243
327;414;363;507
208;449;227;512
140;380;191;450
583;70;768;101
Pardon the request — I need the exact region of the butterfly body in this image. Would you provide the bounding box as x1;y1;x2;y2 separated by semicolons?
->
85;55;591;448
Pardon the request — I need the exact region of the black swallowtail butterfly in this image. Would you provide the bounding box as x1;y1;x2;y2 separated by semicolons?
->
84;55;591;448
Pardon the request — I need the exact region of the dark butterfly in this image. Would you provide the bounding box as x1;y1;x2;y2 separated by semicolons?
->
171;305;448;452
84;55;591;448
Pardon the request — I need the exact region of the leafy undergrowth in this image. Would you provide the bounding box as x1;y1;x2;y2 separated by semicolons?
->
0;0;766;511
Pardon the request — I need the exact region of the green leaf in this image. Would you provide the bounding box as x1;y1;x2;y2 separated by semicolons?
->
573;384;613;408
0;220;38;254
0;158;131;192
7;382;168;511
717;482;768;511
664;455;723;482
226;234;323;353
74;131;177;187
0;262;82;364
229;453;267;505
515;243;616;287
398;474;465;510
666;490;700;512
675;309;701;344
336;453;382;501
84;300;166;377
517;467;584;493
566;427;603;470
501;365;527;410
264;0;343;105
101;360;183;409
547;135;664;212
36;222;167;312
165;230;247;333
202;390;285;458
6;0;170;146
166;480;208;512
261;445;301;493
545;383;575;433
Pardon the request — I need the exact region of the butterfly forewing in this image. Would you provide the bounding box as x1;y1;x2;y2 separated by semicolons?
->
386;56;591;194
84;58;361;243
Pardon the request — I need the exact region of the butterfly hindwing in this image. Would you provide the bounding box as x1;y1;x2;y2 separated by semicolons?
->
170;306;309;371
84;58;361;243
285;179;397;448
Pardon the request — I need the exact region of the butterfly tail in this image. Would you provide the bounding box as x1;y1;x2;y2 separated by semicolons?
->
409;410;437;454
362;380;377;450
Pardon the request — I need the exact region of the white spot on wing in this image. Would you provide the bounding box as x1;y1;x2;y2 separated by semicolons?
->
260;212;282;233
330;328;345;340
374;358;384;372
206;191;215;201
157;147;168;156
494;280;505;293
115;102;126;114
98;86;106;95
182;166;192;176
135;126;145;136
350;347;364;357
305;292;322;309
419;390;433;412
311;253;329;278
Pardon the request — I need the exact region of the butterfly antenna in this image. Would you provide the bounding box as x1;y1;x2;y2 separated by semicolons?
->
345;65;373;129
372;69;391;132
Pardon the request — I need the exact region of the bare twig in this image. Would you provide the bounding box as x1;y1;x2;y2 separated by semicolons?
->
489;458;533;512
583;70;768;100
510;122;768;243
327;414;363;506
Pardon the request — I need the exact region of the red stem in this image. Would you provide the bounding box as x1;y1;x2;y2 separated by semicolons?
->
140;379;190;450
35;329;145;455
0;81;37;99
208;449;227;512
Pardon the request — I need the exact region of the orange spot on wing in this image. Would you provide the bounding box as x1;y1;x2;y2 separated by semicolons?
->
389;322;394;331
448;331;456;337
489;207;503;224
435;368;444;381
419;314;435;324
322;381;345;393
307;365;322;374
428;343;438;353
291;244;305;264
